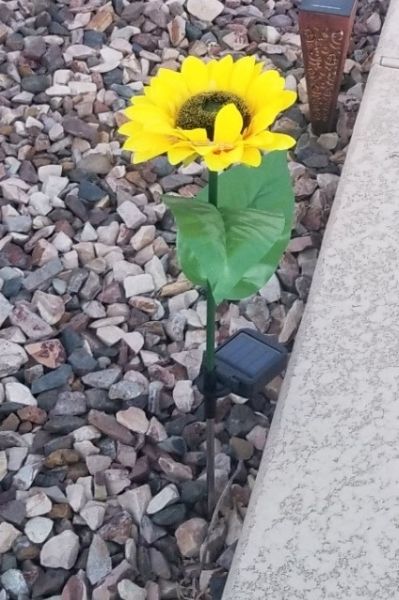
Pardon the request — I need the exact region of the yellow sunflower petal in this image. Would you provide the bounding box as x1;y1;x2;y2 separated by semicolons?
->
178;128;209;143
181;56;209;95
208;55;234;90
119;121;142;136
248;131;296;151
247;91;297;135
241;146;262;167
229;56;257;97
168;143;198;165
214;104;243;144
201;144;243;171
125;132;176;162
247;107;280;136
246;69;286;111
127;104;173;128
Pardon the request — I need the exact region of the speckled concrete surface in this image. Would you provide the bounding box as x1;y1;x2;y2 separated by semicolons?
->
222;13;399;600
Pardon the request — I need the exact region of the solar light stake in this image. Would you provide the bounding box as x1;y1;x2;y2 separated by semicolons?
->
205;172;218;517
299;0;358;135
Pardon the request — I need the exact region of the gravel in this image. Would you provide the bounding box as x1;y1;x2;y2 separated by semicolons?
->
0;0;387;598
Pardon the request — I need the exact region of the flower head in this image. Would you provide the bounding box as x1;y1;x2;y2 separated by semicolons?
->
119;55;296;171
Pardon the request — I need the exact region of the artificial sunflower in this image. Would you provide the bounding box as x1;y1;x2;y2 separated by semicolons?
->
119;55;296;171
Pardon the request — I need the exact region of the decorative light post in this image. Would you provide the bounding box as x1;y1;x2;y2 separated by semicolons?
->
299;0;358;134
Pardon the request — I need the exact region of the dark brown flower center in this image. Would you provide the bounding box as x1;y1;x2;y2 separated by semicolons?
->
176;91;250;140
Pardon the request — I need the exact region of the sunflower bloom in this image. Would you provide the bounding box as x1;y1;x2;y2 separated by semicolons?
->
119;55;297;171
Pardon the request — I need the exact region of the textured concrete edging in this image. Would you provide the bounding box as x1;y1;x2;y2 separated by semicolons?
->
222;2;399;599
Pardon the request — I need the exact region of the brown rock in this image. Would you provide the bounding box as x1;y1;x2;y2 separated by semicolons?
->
17;406;47;425
44;449;81;468
25;339;66;369
48;503;72;520
63;117;98;142
88;410;135;445
0;242;30;268
87;7;114;31
175;518;208;558
10;303;53;340
99;510;135;545
62;574;89;600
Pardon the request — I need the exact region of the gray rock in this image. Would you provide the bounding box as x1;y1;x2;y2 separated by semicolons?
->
118;579;147;600
1;569;29;597
23;258;64;291
0;340;28;377
0;522;21;553
40;530;80;569
82;368;121;389
86;534;112;585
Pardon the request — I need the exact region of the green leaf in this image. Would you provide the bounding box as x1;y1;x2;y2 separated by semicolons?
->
163;196;226;288
212;208;284;303
165;151;295;302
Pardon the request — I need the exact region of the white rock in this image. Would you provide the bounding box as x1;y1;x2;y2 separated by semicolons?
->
0;340;28;377
266;25;281;44
29;191;52;216
38;165;62;182
87;533;112;585
131;225;155;251
25;517;53;543
124;274;154;297
259;274;281;303
123;331;144;354
0;293;12;327
54;69;72;85
116;407;149;434
168;15;186;46
90;47;123;73
0;451;7;481
7;447;28;471
48;122;64;141
80;222;98;242
80;501;106;531
279;299;304;344
117;201;146;229
145;256;167;290
97;221;119;244
13;461;42;491
42;175;68;199
173;380;195;413
168;290;198;314
45;84;71;96
175;518;208;558
113;260;143;282
64;44;96;62
186;0;223;22
0;523;21;553
117;579;147;600
96;325;124;346
69;81;97;94
5;382;37;406
40;530;80;569
32;291;65;325
147;484;179;515
366;11;381;33
118;484;152;524
25;491;52;517
66;483;88;512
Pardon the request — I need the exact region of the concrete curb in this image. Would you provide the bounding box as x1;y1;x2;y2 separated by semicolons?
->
222;4;399;599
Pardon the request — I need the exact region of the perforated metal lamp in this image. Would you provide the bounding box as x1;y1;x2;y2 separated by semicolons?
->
299;0;358;134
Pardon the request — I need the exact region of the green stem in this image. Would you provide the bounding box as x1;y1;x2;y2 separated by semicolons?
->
205;171;218;414
206;170;218;515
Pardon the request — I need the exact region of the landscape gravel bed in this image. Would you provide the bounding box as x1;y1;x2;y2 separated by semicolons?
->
0;0;387;599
